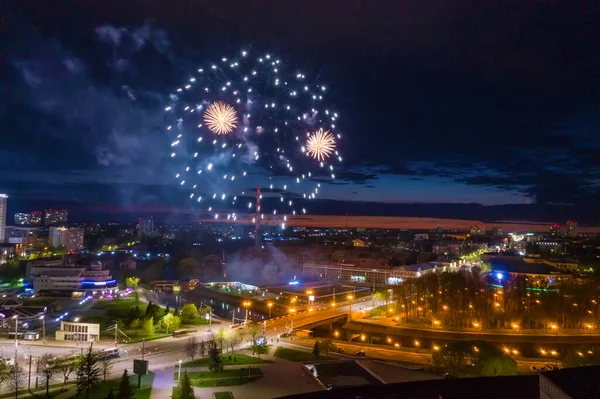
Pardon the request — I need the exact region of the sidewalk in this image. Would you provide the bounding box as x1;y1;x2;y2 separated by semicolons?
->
149;368;175;399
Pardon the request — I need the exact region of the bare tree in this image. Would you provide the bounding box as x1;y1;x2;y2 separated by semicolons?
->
0;360;10;390
7;365;25;397
100;357;113;382
228;329;239;353
185;337;198;362
39;354;58;398
199;340;206;358
57;359;76;388
246;323;262;345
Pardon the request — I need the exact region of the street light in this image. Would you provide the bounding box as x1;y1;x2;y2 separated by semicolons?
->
178;359;182;381
347;294;354;321
267;302;273;318
39;316;45;345
242;301;251;325
288;308;296;334
550;324;559;367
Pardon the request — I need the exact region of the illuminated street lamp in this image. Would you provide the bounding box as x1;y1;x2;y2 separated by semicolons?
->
39;316;45;345
242;301;251;324
347;294;354;320
288;308;296;333
550;324;559;367
267;302;273;318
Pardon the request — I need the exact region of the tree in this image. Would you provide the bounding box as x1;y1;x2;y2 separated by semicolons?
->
228;329;239;353
100;357;113;382
8;365;25;397
105;388;115;399
39;353;58;398
117;369;134;399
142;317;155;335
312;341;321;358
76;346;101;399
215;328;228;351
207;343;223;373
181;304;199;322
179;371;195;399
160;313;181;334
322;339;335;358
432;341;470;376
250;342;269;359
177;257;199;278
125;277;140;289
57;359;76;387
165;304;171;314
563;346;600;368
245;323;262;345
186;337;198;362
0;360;10;390
200;341;207;358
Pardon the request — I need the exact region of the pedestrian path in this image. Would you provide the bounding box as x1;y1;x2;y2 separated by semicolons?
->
149;368;176;399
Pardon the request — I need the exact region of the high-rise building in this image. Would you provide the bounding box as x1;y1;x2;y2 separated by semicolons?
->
492;227;503;237
44;209;68;226
566;220;578;238
0;194;7;243
49;226;84;252
14;211;42;226
137;217;154;239
550;224;561;238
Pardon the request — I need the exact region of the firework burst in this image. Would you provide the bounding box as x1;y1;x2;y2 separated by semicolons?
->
203;102;238;135
306;128;336;161
164;49;344;225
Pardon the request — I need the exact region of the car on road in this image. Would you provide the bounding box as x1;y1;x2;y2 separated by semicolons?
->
355;350;366;356
336;347;345;353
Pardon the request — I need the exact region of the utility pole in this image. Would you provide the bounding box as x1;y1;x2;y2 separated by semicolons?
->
114;321;118;346
142;339;145;361
28;352;32;390
13;316;18;399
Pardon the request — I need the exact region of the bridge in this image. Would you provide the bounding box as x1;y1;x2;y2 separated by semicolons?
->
292;313;348;331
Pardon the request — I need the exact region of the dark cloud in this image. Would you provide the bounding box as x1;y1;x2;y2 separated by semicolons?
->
1;1;599;223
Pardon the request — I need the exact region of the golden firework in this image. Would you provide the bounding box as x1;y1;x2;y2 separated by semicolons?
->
306;128;336;161
203;102;238;135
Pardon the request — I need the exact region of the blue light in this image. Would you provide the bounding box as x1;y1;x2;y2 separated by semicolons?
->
496;273;503;280
288;281;299;285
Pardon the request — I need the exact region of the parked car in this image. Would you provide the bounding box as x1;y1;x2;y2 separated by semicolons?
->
336;347;345;353
355;350;366;356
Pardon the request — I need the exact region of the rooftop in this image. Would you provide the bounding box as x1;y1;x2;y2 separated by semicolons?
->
542;366;600;399
486;257;562;275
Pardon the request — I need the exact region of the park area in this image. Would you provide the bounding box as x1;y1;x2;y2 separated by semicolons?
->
70;372;154;399
183;353;271;367
274;347;327;362
85;299;209;343
175;369;263;387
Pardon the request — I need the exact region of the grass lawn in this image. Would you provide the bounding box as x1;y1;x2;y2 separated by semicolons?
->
176;369;264;387
175;369;263;381
71;372;154;399
214;392;235;399
274;347;323;362
0;384;71;399
181;317;210;326
92;298;146;312
182;353;271;367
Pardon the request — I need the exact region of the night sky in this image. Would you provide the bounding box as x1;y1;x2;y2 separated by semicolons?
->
1;1;599;224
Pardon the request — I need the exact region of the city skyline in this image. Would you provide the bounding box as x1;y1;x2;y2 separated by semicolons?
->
1;1;599;225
